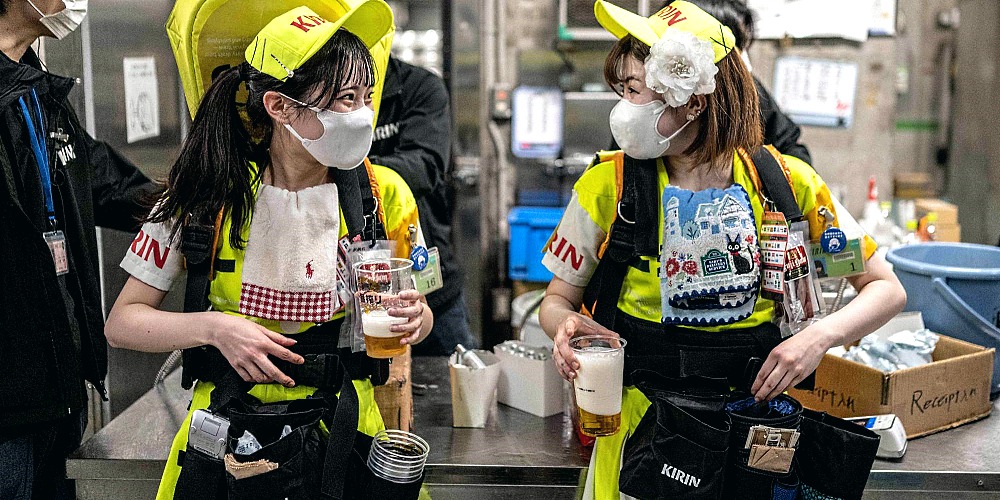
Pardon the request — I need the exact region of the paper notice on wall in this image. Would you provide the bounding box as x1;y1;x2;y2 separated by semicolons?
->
772;57;858;128
748;0;876;42
123;57;160;143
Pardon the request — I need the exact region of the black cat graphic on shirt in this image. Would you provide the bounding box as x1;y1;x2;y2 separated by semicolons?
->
726;234;754;275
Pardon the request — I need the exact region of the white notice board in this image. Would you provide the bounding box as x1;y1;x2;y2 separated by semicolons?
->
772;57;858;128
123;57;160;143
749;0;895;41
511;86;563;159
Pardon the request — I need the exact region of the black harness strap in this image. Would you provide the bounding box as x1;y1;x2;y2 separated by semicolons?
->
751;147;802;222
585;155;660;329
181;220;216;390
333;163;387;242
316;369;359;500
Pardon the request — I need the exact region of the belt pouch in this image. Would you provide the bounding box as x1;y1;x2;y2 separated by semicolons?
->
174;448;227;500
224;399;327;499
723;395;803;500
620;392;730;499
796;409;880;500
342;432;425;500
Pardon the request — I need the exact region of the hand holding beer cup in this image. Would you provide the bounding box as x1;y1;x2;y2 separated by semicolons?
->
354;258;425;358
568;334;626;437
552;312;620;380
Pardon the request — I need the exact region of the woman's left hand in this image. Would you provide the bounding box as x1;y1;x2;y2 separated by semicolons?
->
389;289;427;345
752;325;831;401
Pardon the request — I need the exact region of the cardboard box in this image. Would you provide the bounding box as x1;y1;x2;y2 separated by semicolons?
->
789;318;993;439
915;198;958;226
933;223;961;242
894;172;935;199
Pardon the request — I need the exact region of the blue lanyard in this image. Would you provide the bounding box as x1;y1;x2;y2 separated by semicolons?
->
18;89;56;227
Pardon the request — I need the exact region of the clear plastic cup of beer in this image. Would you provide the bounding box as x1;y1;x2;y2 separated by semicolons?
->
353;258;414;359
570;335;627;437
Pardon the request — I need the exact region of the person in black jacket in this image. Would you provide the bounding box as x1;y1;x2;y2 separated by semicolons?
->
369;56;477;355
0;1;153;498
610;0;812;165
685;0;811;164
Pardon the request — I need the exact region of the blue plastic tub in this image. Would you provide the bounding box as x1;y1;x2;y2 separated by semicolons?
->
885;243;1000;396
508;206;565;282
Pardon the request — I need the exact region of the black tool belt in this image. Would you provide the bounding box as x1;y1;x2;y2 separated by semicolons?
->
173;355;423;500
619;381;878;500
612;312;814;392
181;319;390;390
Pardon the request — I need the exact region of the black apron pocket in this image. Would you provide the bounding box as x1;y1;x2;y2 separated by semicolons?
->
723;462;797;500
796;409;879;500
224;402;327;499
175;448;227;500
343;432;425;500
225;450;306;499
620;394;730;499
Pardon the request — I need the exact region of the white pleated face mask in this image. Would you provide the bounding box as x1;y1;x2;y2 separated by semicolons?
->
609;99;694;160
28;0;87;40
282;95;374;170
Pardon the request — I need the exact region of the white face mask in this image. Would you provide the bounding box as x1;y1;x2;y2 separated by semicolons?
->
609;99;694;160
28;0;87;40
282;95;374;170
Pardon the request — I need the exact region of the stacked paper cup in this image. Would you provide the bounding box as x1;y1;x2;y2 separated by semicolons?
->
367;429;430;483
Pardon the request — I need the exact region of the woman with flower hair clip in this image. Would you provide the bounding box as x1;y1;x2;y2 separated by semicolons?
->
538;1;905;498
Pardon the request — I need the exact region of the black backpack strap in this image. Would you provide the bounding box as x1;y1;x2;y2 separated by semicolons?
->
750;147;803;222
317;367;360;500
583;155;659;328
333;161;388;241
181;219;217;390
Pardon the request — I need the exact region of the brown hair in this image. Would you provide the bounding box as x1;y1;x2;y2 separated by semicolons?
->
604;35;762;166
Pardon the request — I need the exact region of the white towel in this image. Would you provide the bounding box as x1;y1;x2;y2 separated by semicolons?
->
238;183;341;323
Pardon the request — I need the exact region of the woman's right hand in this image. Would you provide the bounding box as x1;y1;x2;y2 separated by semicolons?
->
553;313;620;381
208;313;305;387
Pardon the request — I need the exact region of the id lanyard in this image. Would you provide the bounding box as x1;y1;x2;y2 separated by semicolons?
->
19;89;69;275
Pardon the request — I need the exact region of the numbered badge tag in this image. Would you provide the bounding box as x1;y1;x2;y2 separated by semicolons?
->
43;231;69;276
810;237;866;279
759;211;788;302
413;247;443;295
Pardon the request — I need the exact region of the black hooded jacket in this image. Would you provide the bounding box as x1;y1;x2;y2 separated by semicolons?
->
368;58;461;311
0;49;153;431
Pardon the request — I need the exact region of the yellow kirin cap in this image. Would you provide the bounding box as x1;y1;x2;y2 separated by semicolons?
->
595;0;736;63
245;3;392;81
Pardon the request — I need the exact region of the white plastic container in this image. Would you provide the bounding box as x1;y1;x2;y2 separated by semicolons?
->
494;342;564;418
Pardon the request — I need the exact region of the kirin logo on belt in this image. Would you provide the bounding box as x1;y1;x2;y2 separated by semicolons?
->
661;463;701;488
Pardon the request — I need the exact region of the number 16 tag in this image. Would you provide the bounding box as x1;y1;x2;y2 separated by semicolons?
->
413;247;443;295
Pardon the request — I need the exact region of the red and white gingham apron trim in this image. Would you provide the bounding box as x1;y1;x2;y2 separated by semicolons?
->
238;283;335;322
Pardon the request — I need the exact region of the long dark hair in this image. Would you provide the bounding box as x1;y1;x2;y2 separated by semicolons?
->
147;28;376;249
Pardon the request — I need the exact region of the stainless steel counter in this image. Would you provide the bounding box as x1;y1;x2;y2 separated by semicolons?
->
67;357;999;499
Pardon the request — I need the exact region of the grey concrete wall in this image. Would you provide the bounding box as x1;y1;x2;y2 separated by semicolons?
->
948;0;1000;245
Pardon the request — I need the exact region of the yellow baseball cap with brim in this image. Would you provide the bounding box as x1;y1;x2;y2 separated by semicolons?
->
246;3;392;81
595;0;736;63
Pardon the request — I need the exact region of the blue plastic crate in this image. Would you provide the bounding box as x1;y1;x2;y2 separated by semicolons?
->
508;206;565;282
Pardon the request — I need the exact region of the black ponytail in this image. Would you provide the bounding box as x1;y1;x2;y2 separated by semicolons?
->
146;28;376;250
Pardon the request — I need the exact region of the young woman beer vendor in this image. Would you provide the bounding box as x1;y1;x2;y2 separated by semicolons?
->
105;3;432;497
539;2;906;498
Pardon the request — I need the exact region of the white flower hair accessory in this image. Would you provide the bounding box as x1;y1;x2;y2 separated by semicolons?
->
644;30;719;108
